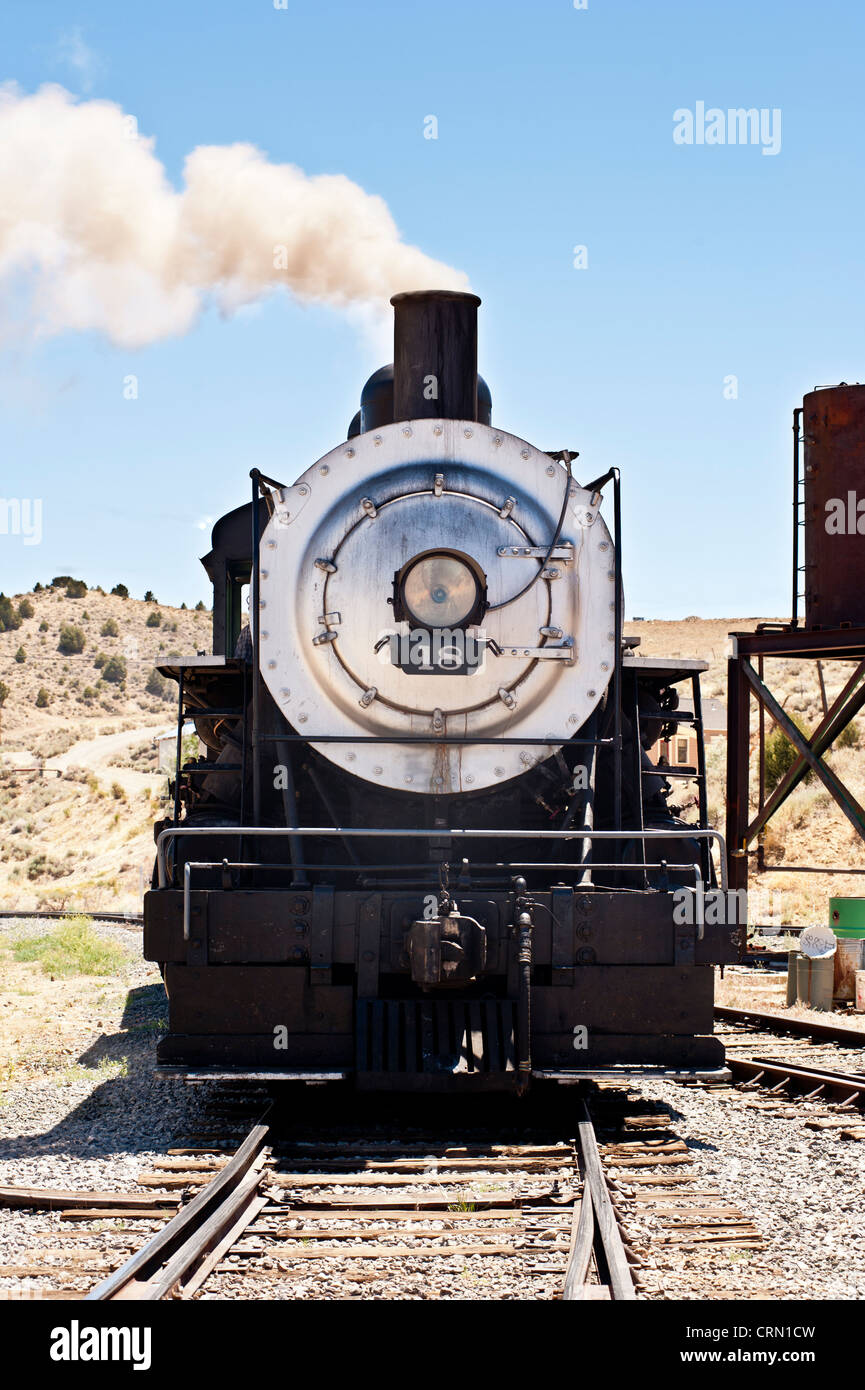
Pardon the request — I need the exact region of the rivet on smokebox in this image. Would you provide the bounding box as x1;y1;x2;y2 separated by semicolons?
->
345;448;354;458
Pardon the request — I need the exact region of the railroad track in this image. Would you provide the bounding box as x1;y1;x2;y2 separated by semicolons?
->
716;1003;865;1047
1;1084;775;1300
80;1099;636;1302
711;1003;865;1136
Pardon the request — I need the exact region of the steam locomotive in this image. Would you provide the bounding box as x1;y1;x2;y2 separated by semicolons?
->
143;291;737;1090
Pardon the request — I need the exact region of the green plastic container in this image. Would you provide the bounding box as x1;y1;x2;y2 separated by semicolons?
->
830;897;865;939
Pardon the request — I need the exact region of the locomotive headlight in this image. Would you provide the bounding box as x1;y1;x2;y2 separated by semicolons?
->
399;551;483;629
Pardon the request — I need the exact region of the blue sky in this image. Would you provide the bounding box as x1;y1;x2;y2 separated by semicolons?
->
1;0;862;615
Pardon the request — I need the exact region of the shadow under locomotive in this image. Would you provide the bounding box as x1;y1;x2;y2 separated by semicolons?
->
144;291;738;1091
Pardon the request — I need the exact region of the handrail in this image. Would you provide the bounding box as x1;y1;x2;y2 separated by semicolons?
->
157;824;727;890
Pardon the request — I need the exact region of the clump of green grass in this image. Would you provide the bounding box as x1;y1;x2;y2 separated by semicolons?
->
57;1056;129;1087
12;915;130;977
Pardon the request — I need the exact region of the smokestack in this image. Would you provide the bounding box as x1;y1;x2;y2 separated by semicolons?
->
391;290;482;423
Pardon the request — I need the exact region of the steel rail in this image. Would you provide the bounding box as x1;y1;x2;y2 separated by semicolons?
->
0;910;143;924
87;1111;272;1301
728;1056;865;1107
562;1099;637;1301
716;1004;865;1047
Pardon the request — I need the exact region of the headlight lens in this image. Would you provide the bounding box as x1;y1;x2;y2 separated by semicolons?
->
401;553;480;629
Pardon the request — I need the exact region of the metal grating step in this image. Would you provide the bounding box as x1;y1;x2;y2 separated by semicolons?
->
356;999;518;1074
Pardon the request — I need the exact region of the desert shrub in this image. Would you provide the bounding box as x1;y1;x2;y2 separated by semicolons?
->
25;854;67;881
12;916;129;976
102;655;127;684
38;620;48;632
765;717;812;792
836;721;860;750
194;600;206;611
144;590;156;603
111;583;129;599
93;651;107;669
82;685;97;701
14;646;25;663
146;610;162;628
111;781;125;800
17;597;34;619
0;681;9;707
35;688;50;708
100;618;119;637
65;579;87;598
145;667;169;698
58;624;85;655
0;594;22;632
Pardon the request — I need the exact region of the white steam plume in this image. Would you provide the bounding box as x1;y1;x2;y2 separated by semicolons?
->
0;84;469;348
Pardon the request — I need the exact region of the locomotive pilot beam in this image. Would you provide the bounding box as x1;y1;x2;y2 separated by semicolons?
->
144;291;737;1088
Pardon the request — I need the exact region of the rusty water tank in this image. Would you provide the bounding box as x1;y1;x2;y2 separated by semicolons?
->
803;384;865;628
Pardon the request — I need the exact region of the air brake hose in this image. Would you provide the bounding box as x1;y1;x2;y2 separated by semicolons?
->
513;876;533;1095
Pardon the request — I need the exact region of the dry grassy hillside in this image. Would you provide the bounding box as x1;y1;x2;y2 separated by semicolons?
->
626;617;865;925
0;584;212;913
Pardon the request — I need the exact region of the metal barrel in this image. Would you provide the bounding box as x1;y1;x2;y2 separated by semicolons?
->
786;950;799;1006
795;953;810;1006
797;953;834;1011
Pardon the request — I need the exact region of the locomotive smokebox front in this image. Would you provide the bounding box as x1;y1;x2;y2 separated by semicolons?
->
258;290;617;796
